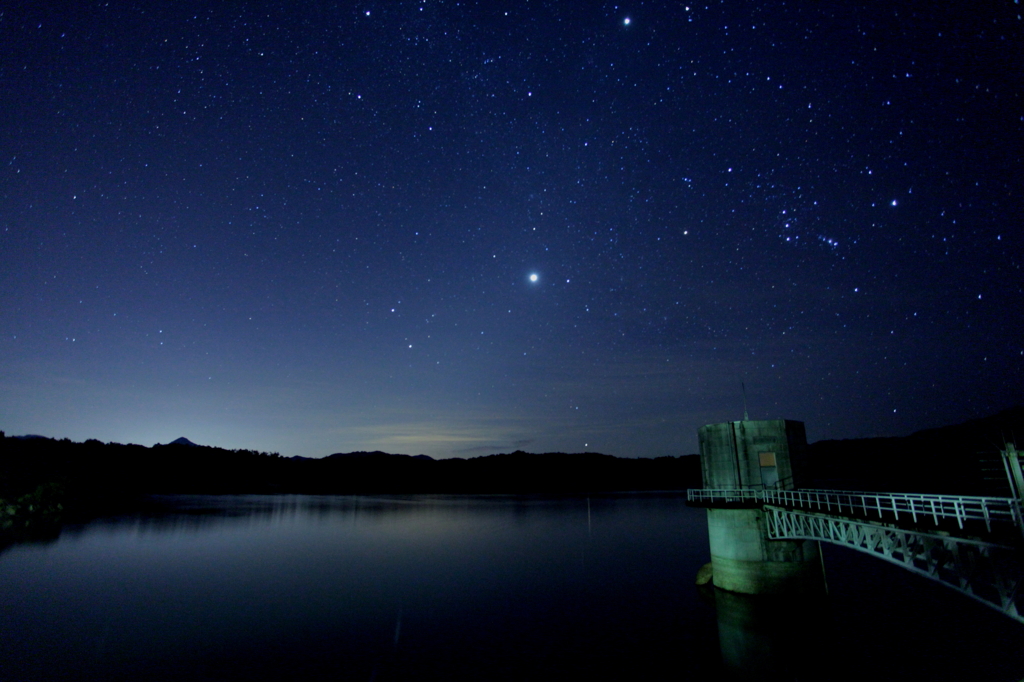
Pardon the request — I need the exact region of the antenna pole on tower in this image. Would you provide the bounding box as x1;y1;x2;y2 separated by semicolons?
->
742;382;749;421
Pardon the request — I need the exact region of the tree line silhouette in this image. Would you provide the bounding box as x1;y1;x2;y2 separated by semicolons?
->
2;405;1019;541
0;433;702;539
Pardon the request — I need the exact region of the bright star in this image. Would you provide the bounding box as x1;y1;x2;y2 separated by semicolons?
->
623;17;631;26
529;273;539;283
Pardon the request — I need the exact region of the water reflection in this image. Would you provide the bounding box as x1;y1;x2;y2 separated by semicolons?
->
68;493;640;532
709;587;832;681
1;494;1021;681
0;493;717;681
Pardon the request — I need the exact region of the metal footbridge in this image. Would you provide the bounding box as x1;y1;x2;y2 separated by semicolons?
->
687;485;1024;623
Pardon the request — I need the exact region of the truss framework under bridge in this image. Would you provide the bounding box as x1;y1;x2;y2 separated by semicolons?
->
764;505;1024;624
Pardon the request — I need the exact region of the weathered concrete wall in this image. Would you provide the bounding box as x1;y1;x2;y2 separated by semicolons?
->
699;420;806;490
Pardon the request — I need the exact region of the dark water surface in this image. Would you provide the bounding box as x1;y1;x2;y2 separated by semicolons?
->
1;494;1022;681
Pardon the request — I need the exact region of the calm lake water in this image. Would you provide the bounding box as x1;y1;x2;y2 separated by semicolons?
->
1;493;1022;681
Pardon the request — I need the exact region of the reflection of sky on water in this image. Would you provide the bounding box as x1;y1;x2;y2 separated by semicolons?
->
1;494;1022;681
0;494;716;680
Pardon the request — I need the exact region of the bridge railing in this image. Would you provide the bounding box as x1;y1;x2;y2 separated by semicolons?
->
687;487;1021;533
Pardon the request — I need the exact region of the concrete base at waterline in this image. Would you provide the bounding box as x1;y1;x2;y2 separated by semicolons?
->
707;508;825;595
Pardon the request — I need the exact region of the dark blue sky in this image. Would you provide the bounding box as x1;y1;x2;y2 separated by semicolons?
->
2;1;1021;458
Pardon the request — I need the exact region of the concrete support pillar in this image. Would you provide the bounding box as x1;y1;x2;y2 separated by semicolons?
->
707;508;824;594
699;419;826;595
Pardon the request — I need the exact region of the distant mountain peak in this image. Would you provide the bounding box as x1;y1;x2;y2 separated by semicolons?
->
169;437;199;447
326;450;401;459
324;451;435;461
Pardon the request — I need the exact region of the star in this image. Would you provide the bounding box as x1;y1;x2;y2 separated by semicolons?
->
529;273;539;283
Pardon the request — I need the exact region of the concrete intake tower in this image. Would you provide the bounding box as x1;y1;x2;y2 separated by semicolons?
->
699;419;826;595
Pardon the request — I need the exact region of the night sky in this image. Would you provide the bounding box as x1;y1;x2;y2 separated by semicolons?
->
2;1;1022;459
